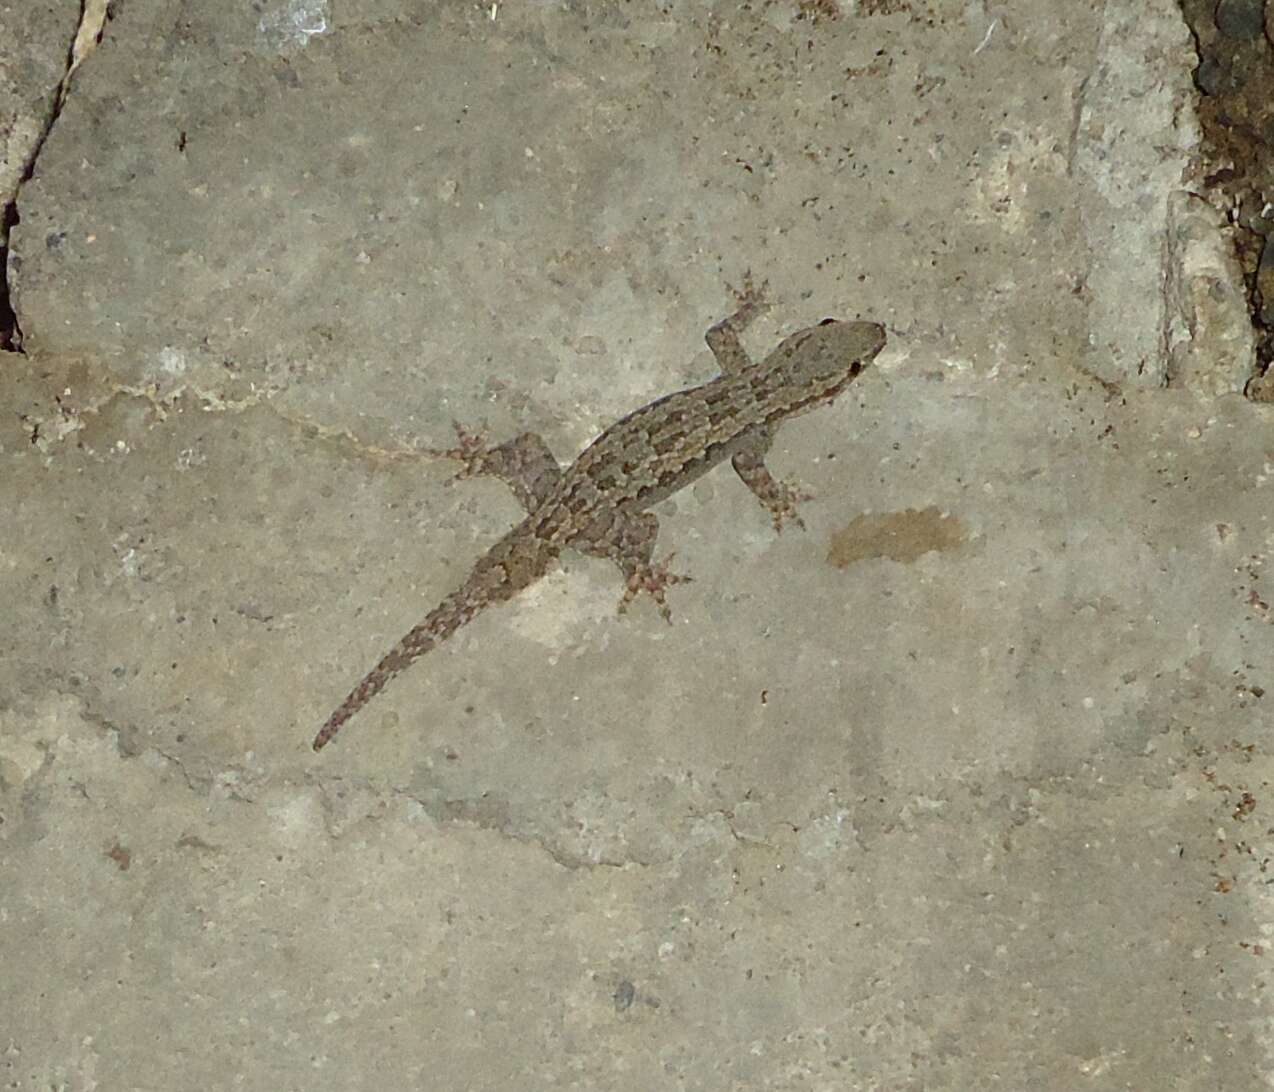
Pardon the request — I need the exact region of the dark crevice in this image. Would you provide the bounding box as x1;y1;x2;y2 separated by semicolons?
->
0;6;110;355
1177;0;1274;400
0;200;20;352
0;100;58;355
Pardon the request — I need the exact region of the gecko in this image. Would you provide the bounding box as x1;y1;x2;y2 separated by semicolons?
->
312;281;886;751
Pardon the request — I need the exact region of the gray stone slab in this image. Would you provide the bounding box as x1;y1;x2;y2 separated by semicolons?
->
2;1;1271;1089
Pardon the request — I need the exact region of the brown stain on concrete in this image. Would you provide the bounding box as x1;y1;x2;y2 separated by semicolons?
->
828;506;966;567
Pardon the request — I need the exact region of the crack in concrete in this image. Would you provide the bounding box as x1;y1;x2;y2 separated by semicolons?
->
385;784;655;870
8;362;458;473
1;1;109;351
13;371;288;452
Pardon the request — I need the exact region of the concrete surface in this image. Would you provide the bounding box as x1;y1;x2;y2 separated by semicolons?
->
2;1;1272;1089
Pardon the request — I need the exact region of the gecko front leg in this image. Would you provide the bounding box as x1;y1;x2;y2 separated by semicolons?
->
708;280;817;533
705;271;769;374
730;439;813;532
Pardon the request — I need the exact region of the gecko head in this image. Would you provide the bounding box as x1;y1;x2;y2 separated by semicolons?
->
772;319;887;404
810;318;887;371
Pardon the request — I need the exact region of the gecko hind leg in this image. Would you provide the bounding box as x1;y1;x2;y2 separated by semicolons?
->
443;422;564;512
571;510;692;624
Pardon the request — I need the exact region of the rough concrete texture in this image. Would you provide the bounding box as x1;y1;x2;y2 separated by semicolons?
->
0;1;76;203
2;2;1272;1089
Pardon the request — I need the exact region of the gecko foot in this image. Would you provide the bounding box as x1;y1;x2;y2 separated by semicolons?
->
618;553;693;624
725;270;769;326
765;479;813;533
442;420;497;482
707;271;772;373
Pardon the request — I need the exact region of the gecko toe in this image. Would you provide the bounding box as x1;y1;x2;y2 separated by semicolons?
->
618;553;692;621
441;420;497;481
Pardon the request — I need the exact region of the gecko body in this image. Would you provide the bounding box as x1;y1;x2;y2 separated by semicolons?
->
313;287;885;751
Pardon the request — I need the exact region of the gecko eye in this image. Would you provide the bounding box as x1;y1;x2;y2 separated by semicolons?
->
818;318;838;326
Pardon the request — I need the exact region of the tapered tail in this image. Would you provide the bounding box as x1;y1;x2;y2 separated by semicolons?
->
312;524;554;751
311;585;471;750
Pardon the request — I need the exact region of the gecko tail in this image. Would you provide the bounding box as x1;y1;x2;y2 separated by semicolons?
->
311;584;482;752
311;659;396;751
311;516;555;753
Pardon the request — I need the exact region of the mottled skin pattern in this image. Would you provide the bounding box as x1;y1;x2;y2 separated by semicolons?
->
313;284;886;751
